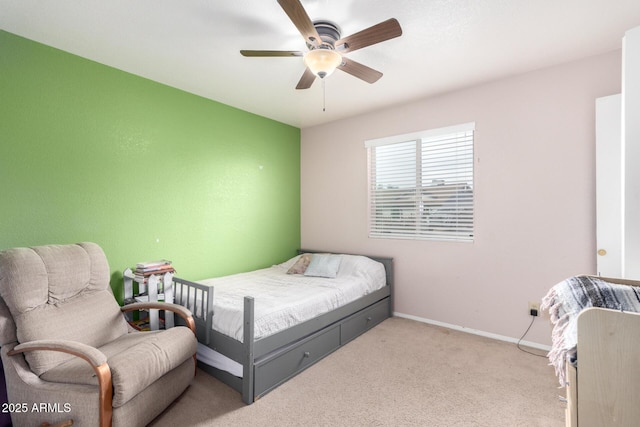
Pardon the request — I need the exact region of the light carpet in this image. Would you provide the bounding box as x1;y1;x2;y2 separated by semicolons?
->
149;317;564;426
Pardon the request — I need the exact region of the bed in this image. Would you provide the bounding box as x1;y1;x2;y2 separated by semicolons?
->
169;250;393;404
542;275;640;426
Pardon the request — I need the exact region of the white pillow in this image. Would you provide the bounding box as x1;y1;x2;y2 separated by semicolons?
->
303;254;342;278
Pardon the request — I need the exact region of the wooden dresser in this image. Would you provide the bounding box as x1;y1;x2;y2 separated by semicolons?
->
565;307;640;426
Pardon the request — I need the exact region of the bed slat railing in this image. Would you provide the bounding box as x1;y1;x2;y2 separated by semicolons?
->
172;276;215;344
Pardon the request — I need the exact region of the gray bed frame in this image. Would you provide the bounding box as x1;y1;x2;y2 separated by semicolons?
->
170;249;393;404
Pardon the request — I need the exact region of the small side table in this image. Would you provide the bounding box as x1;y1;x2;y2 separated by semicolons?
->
123;268;175;330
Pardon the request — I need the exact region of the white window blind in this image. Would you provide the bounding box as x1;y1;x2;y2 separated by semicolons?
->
365;123;475;242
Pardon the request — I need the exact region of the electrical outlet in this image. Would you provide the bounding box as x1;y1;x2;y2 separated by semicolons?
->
528;301;540;317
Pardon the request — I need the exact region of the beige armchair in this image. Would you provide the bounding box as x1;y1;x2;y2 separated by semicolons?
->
0;242;198;427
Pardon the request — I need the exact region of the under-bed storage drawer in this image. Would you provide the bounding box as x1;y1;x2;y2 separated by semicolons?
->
254;325;340;397
340;299;388;345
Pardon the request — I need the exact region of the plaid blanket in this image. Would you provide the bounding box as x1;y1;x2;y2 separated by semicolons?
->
541;275;640;386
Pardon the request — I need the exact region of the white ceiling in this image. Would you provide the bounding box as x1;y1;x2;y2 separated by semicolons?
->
2;0;640;128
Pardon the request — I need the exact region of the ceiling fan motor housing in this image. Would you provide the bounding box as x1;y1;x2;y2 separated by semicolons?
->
310;20;341;49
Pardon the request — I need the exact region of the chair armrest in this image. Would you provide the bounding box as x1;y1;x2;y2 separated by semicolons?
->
8;339;113;427
121;302;196;334
9;339;107;367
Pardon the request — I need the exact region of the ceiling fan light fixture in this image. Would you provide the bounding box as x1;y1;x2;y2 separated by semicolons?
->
303;48;342;79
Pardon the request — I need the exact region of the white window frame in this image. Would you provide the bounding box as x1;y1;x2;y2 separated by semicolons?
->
365;122;475;242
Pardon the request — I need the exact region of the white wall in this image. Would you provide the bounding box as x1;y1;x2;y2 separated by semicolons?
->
301;51;621;346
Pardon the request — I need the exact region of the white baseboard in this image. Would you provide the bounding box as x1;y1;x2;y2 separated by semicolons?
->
393;311;551;352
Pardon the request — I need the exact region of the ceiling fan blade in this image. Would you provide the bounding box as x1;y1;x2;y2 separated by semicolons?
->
335;18;402;54
337;57;383;84
296;68;316;90
277;0;323;47
241;50;303;57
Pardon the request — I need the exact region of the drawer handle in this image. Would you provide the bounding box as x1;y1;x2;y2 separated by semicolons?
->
303;351;310;358
366;316;373;322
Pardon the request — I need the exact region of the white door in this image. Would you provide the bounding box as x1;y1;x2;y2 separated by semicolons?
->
622;26;640;279
595;94;622;277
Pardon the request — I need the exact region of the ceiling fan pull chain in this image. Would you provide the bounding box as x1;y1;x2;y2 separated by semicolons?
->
323;79;326;112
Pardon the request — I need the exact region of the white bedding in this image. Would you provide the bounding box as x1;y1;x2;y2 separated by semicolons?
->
191;254;386;342
196;343;244;377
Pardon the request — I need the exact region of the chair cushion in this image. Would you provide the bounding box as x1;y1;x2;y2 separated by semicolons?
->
0;243;110;313
17;290;129;375
40;327;197;407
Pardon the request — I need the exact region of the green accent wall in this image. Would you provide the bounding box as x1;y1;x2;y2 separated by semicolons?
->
0;30;301;302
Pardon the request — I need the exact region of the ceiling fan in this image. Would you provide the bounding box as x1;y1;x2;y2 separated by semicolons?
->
240;0;403;90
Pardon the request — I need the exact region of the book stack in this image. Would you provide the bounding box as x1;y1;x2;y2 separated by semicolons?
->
134;259;175;284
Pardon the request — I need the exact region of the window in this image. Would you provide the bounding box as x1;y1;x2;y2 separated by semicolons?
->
365;123;475;242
